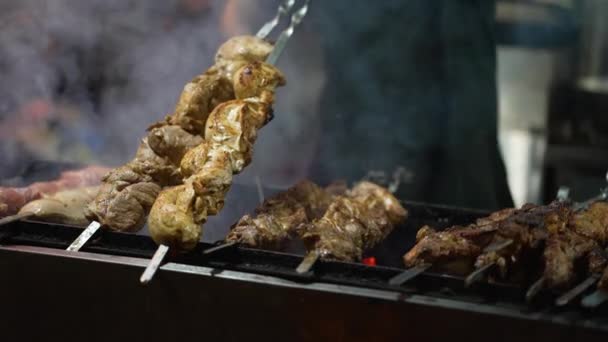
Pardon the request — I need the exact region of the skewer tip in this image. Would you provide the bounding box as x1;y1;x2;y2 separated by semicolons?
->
296;251;319;274
388;264;431;286
525;277;545;303
464;263;495;288
140;244;170;285
66;221;102;252
203;241;237;255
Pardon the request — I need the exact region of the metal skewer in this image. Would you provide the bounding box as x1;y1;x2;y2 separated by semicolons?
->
555;246;608;306
556;186;570;202
266;0;310;65
581;289;608;308
255;175;265;205
388;264;432;286
463;239;514;287
203;241;237;255
525;183;578;301
296;250;319;274
525;276;546;302
140;244;170;285
256;0;296;39
66;221;102;252
574;171;608;211
212;1;311;258
464;263;495;288
0;212;34;226
556;274;601;306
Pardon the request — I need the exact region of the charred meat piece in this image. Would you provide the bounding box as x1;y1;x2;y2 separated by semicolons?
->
0;166;109;218
543;229;598;289
404;227;483;271
299;182;407;262
86;36;274;233
225;180;333;250
570;201;608;244
403;206;528;270
586;248;608;276
472;203;566;278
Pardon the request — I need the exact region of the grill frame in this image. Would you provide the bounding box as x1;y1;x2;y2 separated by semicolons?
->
1;200;608;340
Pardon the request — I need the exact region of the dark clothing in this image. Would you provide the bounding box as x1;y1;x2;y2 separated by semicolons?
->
310;0;513;210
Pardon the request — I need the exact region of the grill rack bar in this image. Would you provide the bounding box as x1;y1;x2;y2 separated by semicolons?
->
1;200;607;317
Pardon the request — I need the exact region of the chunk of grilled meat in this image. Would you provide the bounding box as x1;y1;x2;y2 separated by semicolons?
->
225;180;333;250
587;248;608;276
299;182;407;262
472;203;566;278
18;186;100;226
87;36;273;233
403;207;525;270
85;140;170;232
148;64;285;250
543;229;599;289
405;199;608;290
570;201;608;244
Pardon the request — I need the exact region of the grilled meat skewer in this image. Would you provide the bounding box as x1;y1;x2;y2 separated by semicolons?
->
226;180;333;250
0;166;109;218
405;198;608;297
86;36;274;233
299;181;407;263
147;65;285;250
403;207;526;274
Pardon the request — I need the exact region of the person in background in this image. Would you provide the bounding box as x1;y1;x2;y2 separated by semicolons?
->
227;0;513;210
223;0;513;209
313;0;514;210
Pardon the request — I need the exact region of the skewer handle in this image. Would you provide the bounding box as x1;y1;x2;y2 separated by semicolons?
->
265;0;310;65
256;0;295;39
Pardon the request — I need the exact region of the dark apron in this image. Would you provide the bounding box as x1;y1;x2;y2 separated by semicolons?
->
309;0;513;210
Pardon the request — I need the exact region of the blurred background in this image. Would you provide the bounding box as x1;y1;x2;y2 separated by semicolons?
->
0;0;607;210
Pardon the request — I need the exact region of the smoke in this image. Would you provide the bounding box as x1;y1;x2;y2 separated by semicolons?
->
0;0;325;188
0;0;326;239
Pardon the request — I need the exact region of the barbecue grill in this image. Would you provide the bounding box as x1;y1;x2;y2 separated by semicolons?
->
2;200;607;341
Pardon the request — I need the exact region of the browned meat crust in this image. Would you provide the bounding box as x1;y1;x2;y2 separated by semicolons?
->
300;181;407;262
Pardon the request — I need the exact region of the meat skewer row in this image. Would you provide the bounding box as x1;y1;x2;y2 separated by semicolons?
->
524;200;608;302
403;205;537;275
147;63;285;251
86;36;274;233
296;181;407;272
557;201;608;306
403;198;608;301
0;166;110;220
467;203;569;286
225;180;335;251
